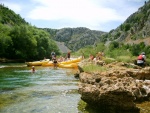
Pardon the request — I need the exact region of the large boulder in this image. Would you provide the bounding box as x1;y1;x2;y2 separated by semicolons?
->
78;71;150;112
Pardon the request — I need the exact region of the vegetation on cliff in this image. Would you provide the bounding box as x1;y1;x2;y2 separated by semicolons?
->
103;0;150;43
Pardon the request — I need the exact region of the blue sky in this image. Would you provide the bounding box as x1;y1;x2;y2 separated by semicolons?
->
0;0;148;32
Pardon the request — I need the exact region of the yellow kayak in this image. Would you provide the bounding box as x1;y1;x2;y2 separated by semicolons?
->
58;63;78;68
26;59;50;66
60;57;82;64
42;61;78;68
42;61;54;66
42;57;81;67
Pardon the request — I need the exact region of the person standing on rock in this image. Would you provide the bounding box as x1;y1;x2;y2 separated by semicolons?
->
137;52;146;67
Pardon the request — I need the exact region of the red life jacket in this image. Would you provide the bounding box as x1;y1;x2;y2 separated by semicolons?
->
138;55;143;60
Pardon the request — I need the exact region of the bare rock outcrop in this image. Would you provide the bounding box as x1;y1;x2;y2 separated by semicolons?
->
77;61;150;112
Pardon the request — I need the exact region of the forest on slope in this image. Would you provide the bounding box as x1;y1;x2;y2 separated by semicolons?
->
0;4;60;61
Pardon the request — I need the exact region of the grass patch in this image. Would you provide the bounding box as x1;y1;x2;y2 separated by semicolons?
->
103;57;115;64
115;56;135;63
82;64;107;73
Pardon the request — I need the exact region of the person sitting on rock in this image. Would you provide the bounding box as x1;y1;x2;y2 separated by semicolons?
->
88;54;95;62
137;52;146;67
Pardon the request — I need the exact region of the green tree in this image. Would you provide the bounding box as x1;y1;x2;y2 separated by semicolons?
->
124;23;131;31
0;23;12;58
109;41;119;50
10;25;37;59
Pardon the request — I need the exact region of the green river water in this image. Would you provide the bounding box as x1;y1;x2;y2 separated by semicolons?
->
0;63;84;113
0;63;150;113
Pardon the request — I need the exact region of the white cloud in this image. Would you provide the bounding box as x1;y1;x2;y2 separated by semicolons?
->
27;0;145;31
1;1;22;13
27;0;125;24
1;0;146;31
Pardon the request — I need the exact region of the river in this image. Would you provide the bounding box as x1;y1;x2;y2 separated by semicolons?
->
0;63;82;113
1;63;149;113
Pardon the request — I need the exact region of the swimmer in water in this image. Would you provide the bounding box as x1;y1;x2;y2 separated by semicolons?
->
31;66;35;73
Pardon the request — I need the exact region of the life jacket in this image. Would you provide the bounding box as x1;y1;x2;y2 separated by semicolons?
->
138;55;143;60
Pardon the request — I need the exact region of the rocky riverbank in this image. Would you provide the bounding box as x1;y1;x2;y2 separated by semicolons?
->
76;60;150;113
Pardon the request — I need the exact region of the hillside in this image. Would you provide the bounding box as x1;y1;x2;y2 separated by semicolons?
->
43;27;107;52
105;0;150;45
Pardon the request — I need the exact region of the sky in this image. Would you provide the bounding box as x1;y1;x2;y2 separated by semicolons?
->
0;0;148;32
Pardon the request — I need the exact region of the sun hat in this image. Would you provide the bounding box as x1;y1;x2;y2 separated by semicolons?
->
141;52;145;55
